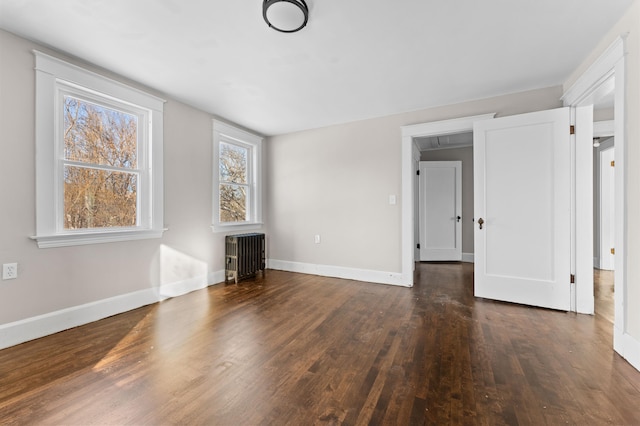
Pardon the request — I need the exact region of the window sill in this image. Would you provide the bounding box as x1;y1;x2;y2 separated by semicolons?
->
211;223;264;234
31;228;167;248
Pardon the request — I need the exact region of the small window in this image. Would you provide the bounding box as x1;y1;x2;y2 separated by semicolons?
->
213;121;262;231
219;141;249;222
33;51;165;248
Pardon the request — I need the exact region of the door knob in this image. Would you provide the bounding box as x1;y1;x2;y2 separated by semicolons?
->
478;218;484;229
457;216;461;222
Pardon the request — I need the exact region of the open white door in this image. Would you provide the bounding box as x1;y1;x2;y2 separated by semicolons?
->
419;161;462;261
600;147;615;271
473;108;571;311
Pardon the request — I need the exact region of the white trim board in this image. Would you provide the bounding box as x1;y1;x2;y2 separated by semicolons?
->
594;120;615;138
0;271;225;350
561;35;625;106
267;259;407;287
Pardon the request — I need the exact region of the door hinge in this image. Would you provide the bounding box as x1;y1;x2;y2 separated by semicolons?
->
570;125;575;135
611;160;615;167
570;274;575;284
417;243;420;249
611;248;615;255
416;170;420;176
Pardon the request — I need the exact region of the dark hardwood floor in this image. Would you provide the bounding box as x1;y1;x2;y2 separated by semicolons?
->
1;263;639;425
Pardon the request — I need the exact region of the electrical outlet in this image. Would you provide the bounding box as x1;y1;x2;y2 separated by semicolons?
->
314;234;321;244
3;263;18;280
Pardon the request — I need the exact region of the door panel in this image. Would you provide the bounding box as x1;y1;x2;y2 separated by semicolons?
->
600;147;615;270
474;108;571;310
419;161;462;261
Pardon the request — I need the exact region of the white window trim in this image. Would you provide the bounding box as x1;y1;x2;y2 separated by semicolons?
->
32;51;166;248
212;120;263;233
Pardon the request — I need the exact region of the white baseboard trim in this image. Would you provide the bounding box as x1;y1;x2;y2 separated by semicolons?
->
0;288;157;350
462;253;474;263
614;325;640;372
267;259;409;287
0;270;225;350
210;269;226;286
157;270;225;298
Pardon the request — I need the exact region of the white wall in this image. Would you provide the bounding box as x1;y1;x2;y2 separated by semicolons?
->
266;87;563;283
265;118;403;282
0;29;254;347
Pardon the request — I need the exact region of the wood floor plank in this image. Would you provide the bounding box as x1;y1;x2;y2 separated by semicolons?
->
1;264;640;425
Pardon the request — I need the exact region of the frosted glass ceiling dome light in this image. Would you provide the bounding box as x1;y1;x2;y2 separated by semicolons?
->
263;0;308;33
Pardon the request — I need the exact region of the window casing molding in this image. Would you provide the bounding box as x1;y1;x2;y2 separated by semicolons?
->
32;51;166;248
212;120;263;233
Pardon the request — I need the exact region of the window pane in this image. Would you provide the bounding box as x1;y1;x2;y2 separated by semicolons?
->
219;142;247;184
64;96;138;169
64;166;138;229
220;184;247;222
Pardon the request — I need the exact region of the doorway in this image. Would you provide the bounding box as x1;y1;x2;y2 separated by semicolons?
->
415;135;474;264
594;131;615;323
401;38;624;310
594;136;615;271
400;113;494;285
400;35;630;367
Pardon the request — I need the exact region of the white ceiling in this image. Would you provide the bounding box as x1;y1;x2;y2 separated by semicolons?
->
0;0;633;136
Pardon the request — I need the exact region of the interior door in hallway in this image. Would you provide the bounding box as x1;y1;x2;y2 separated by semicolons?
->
473;108;571;310
419;161;462;261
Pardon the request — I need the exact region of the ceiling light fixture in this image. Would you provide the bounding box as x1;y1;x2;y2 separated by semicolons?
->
263;0;308;33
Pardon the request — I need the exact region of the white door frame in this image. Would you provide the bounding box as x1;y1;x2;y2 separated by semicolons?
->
400;113;495;286
561;36;627;354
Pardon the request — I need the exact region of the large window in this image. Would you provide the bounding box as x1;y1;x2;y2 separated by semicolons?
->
213;121;262;231
63;95;140;229
33;51;165;248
